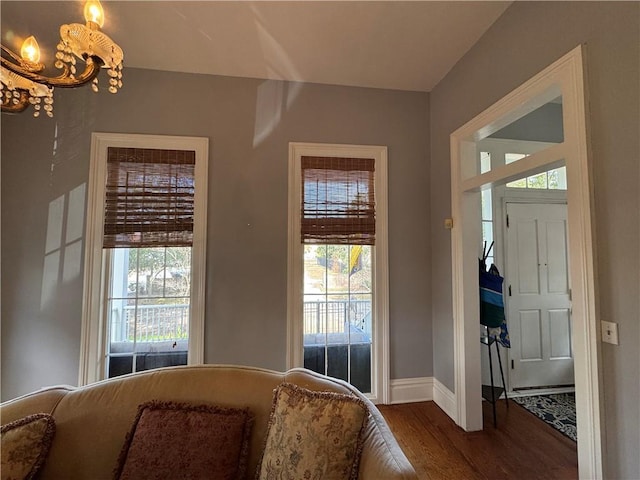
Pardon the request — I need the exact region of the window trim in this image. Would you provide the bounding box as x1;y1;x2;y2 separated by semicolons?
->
287;142;389;404
79;133;208;385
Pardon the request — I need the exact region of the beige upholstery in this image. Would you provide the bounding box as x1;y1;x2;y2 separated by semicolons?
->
1;365;417;479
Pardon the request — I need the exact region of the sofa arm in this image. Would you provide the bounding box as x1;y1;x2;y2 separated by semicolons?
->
358;404;418;479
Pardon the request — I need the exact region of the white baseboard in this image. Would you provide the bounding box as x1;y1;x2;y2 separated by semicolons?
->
387;376;457;425
389;377;433;404
433;378;457;421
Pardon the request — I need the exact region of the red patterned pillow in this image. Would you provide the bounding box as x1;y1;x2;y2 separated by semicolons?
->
114;401;254;480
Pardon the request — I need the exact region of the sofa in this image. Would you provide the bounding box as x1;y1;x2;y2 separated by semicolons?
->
1;364;418;479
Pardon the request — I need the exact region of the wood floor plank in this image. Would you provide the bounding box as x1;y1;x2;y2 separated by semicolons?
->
378;399;578;480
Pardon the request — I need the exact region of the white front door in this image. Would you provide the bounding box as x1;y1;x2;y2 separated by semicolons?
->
506;202;573;390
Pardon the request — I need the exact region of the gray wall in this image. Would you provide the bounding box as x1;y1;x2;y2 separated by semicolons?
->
430;2;639;478
491;102;564;143
1;70;432;400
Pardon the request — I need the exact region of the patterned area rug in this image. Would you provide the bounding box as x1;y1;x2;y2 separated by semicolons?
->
512;393;577;441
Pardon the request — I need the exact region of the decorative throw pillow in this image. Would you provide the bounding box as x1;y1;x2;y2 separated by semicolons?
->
114;401;254;480
255;383;369;480
1;413;56;480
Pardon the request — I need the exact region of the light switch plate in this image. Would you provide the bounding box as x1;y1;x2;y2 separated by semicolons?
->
601;321;619;345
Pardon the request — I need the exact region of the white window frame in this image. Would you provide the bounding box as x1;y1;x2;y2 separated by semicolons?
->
287;142;389;404
79;133;208;385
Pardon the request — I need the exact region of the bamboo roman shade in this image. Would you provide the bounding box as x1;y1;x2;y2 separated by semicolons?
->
103;147;196;248
301;156;375;245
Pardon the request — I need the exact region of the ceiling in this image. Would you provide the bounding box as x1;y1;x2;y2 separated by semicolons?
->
1;1;511;92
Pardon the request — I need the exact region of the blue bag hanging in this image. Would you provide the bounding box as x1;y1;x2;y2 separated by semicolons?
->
479;242;505;328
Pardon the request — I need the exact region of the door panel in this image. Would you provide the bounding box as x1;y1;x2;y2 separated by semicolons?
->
519;310;543;360
515;221;540;294
506;202;573;389
549;309;572;359
546;221;569;293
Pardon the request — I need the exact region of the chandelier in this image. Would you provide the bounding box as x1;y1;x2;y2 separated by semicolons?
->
1;0;124;117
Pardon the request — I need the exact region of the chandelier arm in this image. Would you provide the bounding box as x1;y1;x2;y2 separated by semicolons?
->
1;45;27;65
1;91;30;113
1;54;104;88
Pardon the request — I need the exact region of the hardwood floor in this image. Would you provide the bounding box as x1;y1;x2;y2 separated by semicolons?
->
378;399;578;480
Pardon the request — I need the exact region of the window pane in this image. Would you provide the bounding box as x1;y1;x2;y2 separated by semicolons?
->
326;245;349;293
548;166;567;189
527;172;548;189
505;153;528;164
304;245;327;294
481;189;493;221
107;301;133;351
480;152;491;174
302;244;372;393
107;246;191;378
349;246;372;294
327;344;349;383
482;221;494;247
506;177;527;188
164;247;191;297
350;344;371;394
108;356;132;378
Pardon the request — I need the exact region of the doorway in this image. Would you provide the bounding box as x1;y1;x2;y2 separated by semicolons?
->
449;46;603;479
477;138;574;394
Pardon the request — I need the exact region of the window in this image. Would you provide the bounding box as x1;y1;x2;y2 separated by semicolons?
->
476;139;566;191
288;143;388;403
103;147;196;378
505;153;567;190
80;134;208;385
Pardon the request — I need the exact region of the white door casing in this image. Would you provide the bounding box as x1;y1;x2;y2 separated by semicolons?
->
506;202;573;389
449;45;603;478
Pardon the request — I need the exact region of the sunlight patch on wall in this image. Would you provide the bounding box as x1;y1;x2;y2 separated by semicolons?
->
41;183;86;310
254;80;284;147
251;6;302;147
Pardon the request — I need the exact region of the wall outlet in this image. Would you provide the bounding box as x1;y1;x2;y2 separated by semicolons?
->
601;320;619;345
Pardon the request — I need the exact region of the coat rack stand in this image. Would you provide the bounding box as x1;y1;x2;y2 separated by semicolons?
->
481;334;509;427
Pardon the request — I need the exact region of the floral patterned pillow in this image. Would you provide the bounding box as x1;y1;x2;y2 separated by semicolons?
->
114;401;254;480
1;413;56;480
256;383;369;480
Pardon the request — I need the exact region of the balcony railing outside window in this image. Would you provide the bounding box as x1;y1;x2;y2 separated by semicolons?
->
110;304;189;343
109;300;370;346
303;300;371;336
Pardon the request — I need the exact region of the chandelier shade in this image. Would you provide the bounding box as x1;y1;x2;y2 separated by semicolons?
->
0;0;123;117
